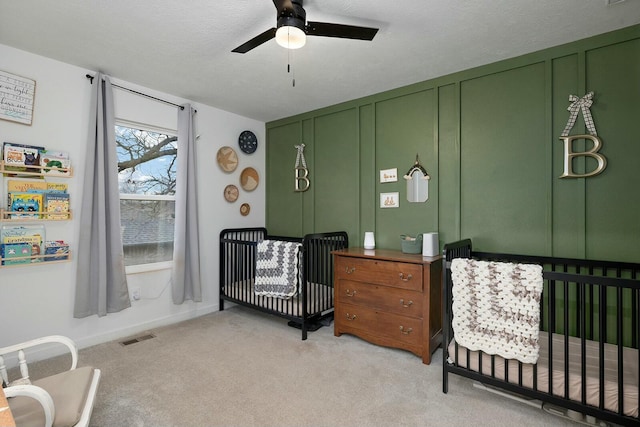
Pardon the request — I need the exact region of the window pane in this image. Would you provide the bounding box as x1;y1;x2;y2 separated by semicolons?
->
116;126;177;196
116;124;177;266
120;199;175;266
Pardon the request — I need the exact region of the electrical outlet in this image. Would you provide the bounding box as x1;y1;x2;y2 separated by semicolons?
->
131;287;141;301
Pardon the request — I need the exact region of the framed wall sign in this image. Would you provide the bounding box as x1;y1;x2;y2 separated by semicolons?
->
379;168;398;183
0;70;36;125
380;192;399;208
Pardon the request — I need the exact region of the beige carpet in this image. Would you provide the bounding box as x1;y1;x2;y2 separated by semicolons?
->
29;306;579;427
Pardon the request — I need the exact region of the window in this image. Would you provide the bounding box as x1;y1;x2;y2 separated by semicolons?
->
115;123;177;267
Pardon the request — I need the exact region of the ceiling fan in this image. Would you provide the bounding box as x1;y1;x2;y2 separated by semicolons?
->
232;0;379;53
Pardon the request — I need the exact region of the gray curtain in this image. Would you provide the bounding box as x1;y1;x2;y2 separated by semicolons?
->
171;104;202;303
74;73;130;318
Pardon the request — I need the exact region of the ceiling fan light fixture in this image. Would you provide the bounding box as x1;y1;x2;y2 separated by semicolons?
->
231;0;378;54
276;25;306;49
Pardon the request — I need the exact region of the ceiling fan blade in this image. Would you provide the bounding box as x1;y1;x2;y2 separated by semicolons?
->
232;28;277;53
306;21;378;40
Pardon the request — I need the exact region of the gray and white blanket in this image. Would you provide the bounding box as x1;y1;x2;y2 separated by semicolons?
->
254;239;302;299
451;258;543;364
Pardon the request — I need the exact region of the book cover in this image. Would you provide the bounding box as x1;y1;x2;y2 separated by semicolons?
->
6;178;48;193
3;236;41;263
8;192;43;219
46;182;68;193
44;192;70;219
5;179;48;210
45;240;70;261
1;225;45;262
1;242;32;265
40;150;71;176
2;142;45;175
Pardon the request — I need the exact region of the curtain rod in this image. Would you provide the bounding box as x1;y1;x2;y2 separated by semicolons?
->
85;74;196;112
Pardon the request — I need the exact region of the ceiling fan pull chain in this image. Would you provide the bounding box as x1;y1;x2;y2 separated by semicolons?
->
287;48;296;87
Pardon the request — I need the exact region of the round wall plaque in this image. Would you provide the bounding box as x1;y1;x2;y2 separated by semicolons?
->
240;203;251;216
240;167;259;191
224;184;239;202
216;146;238;173
238;130;258;154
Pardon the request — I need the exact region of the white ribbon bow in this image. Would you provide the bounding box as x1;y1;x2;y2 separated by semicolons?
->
562;92;597;136
294;144;307;168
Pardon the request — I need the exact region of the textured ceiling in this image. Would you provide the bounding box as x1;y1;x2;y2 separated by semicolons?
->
1;0;639;122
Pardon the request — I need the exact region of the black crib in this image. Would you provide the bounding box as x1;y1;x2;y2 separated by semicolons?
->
442;239;640;427
219;227;348;340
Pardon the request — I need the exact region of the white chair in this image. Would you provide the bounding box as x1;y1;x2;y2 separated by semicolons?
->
0;335;100;427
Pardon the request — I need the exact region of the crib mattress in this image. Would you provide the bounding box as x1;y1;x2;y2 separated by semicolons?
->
223;280;333;317
448;332;639;418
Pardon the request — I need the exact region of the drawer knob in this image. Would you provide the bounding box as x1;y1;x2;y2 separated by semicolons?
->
399;273;413;281
345;266;356;274
345;289;357;297
399;299;413;308
399;326;413;335
345;313;357;321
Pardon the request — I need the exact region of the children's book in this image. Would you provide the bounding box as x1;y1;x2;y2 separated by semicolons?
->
39;150;71;176
2;142;44;176
3;236;41;263
44;192;70;219
1;242;32;265
5;179;48;209
6;178;48;193
8;192;43;219
1;225;45;262
45;182;68;193
45;240;70;261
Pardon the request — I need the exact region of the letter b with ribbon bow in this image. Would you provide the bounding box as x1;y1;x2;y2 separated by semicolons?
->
559;92;607;178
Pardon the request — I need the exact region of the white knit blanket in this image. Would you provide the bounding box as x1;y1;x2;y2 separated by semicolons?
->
451;258;543;364
255;239;301;299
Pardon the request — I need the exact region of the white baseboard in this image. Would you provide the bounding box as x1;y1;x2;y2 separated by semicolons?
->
75;303;220;350
2;304;220;367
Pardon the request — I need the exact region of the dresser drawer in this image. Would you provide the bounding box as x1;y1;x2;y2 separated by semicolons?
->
335;279;423;318
335;256;423;291
336;303;423;348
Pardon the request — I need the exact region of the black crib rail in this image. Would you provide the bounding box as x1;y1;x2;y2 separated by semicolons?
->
442;239;640;427
219;227;348;340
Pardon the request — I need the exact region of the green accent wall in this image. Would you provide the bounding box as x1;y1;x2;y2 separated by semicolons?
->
266;24;640;262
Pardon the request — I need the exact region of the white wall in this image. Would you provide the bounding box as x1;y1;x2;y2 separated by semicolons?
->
0;43;265;350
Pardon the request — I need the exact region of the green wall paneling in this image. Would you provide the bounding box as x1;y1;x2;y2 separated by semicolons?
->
552;54;584;259
374;90;437;250
301;118;315;235
265;24;640;263
311;109;360;241
266;122;304;236
584;38;640;263
459;63;548;255
359;104;376;245
437;83;460;248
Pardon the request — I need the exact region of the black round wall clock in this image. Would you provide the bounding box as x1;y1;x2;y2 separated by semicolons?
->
238;130;258;154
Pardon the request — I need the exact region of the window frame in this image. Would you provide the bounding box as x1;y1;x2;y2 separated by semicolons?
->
115;120;178;273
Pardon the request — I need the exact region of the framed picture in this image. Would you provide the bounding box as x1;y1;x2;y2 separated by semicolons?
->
379;168;398;183
380;192;399;208
0;70;36;125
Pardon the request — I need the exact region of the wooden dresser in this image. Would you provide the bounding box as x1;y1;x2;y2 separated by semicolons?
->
333;248;442;364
